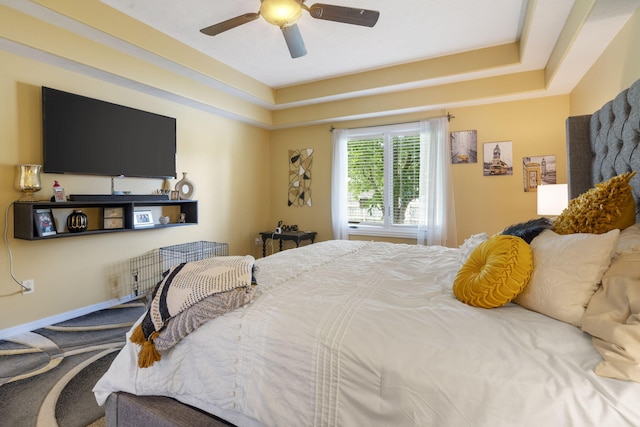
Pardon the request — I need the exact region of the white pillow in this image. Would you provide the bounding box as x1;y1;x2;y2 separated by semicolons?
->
616;222;640;256
513;229;620;327
582;251;640;383
457;232;488;266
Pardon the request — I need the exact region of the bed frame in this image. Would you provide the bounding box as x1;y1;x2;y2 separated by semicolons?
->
566;78;640;219
104;391;233;427
103;77;640;427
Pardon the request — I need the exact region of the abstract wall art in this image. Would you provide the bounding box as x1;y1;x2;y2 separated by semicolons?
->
288;148;313;207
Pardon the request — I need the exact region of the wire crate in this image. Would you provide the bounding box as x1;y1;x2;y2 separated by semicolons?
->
129;241;229;297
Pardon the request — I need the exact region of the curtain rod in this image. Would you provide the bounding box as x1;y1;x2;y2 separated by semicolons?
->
329;112;455;132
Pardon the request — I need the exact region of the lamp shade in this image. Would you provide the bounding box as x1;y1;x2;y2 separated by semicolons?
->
260;0;302;27
537;184;568;215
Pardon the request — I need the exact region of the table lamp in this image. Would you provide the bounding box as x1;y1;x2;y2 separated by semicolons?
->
537;184;568;216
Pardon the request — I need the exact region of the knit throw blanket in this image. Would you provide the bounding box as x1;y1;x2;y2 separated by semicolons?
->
130;255;255;368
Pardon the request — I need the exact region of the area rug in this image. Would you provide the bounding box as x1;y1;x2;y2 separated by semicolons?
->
0;299;146;427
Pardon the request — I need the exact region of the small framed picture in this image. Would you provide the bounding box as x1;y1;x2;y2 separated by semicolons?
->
522;155;557;192
133;210;154;228
450;130;478;164
34;208;57;236
53;187;66;202
104;217;124;229
170;190;180;200
483;141;513;176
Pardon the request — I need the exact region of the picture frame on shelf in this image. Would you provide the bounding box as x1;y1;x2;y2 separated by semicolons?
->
53;187;66;202
103;206;124;230
104;217;124;229
170;190;180;200
34;208;57;236
133;210;154;228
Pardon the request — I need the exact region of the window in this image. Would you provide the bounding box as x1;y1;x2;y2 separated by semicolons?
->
332;117;456;245
345;123;422;237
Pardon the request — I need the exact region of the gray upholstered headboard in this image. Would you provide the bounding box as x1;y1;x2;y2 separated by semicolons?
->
566;78;640;223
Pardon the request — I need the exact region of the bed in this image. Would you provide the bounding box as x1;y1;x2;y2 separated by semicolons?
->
94;78;640;427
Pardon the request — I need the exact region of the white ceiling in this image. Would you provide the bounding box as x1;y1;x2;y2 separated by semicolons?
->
101;0;532;88
2;0;640;127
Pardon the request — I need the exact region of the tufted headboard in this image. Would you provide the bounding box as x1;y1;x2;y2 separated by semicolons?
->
566;78;640;223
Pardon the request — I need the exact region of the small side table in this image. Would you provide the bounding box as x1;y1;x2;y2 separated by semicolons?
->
260;230;317;257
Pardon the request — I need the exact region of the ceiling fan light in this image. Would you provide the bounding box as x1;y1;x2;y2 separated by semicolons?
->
260;0;302;27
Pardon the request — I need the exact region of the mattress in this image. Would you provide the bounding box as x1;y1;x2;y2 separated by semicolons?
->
94;240;640;426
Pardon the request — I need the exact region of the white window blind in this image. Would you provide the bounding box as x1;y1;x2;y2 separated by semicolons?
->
346;123;421;234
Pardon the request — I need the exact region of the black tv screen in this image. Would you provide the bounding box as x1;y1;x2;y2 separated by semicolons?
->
42;87;177;179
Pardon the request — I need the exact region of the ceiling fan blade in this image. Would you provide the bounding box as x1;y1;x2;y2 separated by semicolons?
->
199;13;260;36
307;3;379;27
282;24;307;58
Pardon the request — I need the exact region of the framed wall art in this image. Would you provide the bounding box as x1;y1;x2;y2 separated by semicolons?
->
483;141;513;176
450;130;477;164
522;155;557;192
288;148;313;207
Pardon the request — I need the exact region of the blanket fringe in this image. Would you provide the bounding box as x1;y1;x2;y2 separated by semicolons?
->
130;325;161;368
129;323;145;345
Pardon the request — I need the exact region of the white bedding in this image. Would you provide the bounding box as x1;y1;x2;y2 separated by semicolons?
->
94;240;640;426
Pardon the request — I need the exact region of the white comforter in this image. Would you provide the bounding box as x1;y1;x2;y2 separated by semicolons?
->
94;240;640;426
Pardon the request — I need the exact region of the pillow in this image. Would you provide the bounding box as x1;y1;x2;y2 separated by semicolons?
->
616;222;640;256
457;232;489;266
513;229;620;327
553;172;637;235
453;235;533;309
501;217;553;244
582;251;640;382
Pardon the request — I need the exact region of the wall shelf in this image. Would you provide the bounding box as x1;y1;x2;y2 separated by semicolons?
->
14;199;198;240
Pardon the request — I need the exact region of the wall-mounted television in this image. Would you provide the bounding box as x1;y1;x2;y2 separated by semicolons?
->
42;87;177;179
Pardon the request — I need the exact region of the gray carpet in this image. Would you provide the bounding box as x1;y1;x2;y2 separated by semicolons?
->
0;300;146;427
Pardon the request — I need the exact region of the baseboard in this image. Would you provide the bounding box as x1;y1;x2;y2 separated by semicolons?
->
0;294;139;341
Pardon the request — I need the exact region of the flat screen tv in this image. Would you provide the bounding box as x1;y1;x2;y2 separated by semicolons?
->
42;87;177;179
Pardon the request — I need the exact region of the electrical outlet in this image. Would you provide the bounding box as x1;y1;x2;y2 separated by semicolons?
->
254;237;262;246
22;279;34;295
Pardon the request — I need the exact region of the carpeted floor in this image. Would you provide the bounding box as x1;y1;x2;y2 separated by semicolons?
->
0;299;146;427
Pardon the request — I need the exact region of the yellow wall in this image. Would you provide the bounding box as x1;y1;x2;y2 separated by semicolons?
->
449;97;569;239
270;96;570;246
570;7;640;114
0;49;271;330
268;6;640;248
2;5;639;334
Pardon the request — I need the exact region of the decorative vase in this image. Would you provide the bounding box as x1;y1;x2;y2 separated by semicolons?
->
16;164;42;201
175;172;195;200
67;210;88;233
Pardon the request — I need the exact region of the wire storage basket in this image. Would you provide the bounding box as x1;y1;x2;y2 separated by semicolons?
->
129;241;229;297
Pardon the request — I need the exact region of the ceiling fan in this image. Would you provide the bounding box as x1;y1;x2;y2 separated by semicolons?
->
199;0;380;58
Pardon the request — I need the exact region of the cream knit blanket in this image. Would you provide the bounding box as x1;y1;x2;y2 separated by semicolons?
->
130;255;255;368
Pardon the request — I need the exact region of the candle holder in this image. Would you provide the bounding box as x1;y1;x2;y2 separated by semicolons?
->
16;164;42;201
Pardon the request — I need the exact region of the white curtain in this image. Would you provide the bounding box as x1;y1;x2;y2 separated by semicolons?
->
331;128;349;240
417;118;458;247
332;120;457;246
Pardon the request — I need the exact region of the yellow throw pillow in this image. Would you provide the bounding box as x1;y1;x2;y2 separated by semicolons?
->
453;235;534;308
553;172;637;235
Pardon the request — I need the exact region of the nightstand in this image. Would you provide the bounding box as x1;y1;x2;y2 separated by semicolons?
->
260;230;317;257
